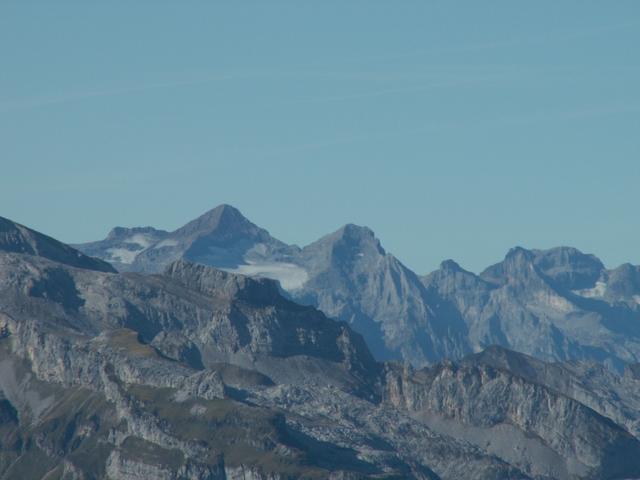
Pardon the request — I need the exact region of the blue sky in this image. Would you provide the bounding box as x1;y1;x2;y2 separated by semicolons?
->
1;1;639;273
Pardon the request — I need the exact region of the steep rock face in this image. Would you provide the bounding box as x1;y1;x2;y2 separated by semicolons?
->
383;359;640;480
162;260;380;388
0;254;379;478
0;352;122;480
164;260;283;305
0;216;115;273
291;224;451;365
465;346;640;439
0;252;377;395
0;339;319;480
249;382;528;480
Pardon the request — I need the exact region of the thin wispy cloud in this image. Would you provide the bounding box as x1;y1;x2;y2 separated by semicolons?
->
226;100;640;161
5;16;637;116
3;58;635;116
0;74;240;114
338;20;640;65
293;75;509;104
0;68;504;113
2;17;637;119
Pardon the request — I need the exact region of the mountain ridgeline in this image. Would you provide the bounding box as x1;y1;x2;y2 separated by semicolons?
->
77;204;640;371
0;213;640;478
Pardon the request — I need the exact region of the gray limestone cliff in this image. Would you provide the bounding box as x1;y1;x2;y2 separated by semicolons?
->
2;216;640;478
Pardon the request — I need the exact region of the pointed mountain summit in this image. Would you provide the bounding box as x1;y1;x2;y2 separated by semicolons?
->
330;223;380;245
479;246;538;286
291;223;452;364
0;216;115;273
75;204;297;274
175;204;294;267
306;223;381;252
298;223;385;273
421;258;493;303
173;204;265;241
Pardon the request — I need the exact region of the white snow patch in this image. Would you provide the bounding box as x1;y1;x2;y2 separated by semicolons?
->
224;261;309;291
128;234;152;248
154;239;179;248
633;295;640;305
107;248;140;264
573;281;607;299
106;234;154;264
251;243;268;256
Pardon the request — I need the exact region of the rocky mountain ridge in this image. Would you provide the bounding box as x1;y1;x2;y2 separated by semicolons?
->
3;215;640;478
76;205;640;371
1;216;115;273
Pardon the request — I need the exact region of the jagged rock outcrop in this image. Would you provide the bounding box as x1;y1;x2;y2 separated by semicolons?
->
422;246;640;371
383;357;640;480
465;346;640;439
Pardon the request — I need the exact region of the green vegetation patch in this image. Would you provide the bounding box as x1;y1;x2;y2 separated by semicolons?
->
106;328;161;359
126;384;331;478
120;435;184;471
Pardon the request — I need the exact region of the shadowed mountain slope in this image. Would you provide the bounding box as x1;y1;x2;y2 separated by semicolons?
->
0;215;115;273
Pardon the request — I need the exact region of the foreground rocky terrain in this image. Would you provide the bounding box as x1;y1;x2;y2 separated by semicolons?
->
77;205;640;371
1;214;640;479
